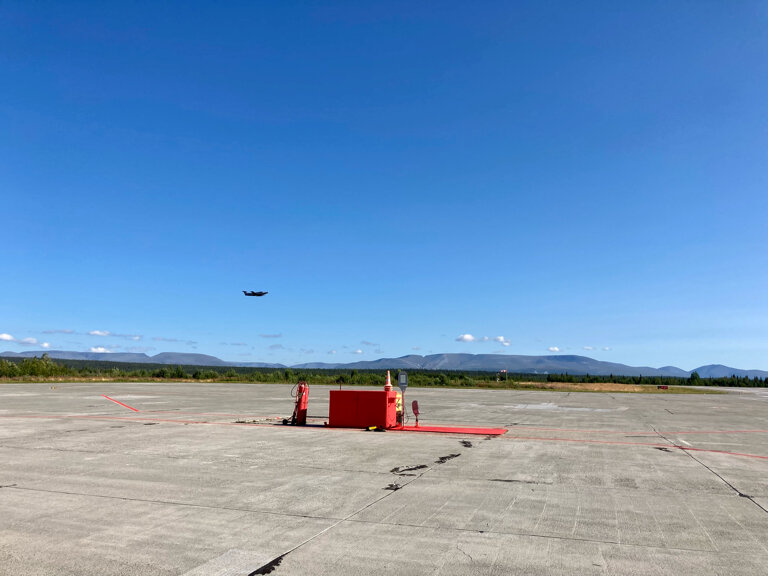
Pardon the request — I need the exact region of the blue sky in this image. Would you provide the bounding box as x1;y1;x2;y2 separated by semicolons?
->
2;1;767;370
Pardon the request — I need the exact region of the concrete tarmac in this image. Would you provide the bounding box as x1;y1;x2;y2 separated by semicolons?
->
1;382;767;575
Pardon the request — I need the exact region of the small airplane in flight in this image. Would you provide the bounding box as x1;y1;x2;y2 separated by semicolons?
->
243;291;268;297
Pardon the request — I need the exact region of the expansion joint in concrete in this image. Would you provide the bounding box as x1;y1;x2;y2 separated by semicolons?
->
651;427;768;516
3;484;339;521
344;516;716;555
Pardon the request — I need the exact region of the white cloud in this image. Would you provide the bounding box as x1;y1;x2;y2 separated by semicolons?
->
89;330;141;340
583;346;594;351
90;347;111;353
0;333;44;346
353;349;363;354
2;335;43;346
602;346;612;351
481;336;489;342
456;334;476;342
41;342;51;349
494;336;511;347
548;346;560;352
412;346;421;351
328;350;337;355
361;340;378;346
43;329;74;334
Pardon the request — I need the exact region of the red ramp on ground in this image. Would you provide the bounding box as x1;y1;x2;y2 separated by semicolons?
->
396;425;506;436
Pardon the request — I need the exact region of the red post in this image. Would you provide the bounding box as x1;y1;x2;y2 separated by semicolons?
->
294;381;309;425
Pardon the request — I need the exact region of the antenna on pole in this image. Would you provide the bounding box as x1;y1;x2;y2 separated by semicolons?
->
397;371;408;426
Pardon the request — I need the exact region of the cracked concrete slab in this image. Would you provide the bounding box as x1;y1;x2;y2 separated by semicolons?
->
1;382;767;575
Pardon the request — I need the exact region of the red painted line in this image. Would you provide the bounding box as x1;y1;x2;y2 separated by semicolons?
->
667;429;768;435
146;411;265;417
506;434;675;448
503;434;768;460
507;425;768;436
2;413;767;461
395;425;507;436
0;413;275;427
676;446;768;460
101;395;140;412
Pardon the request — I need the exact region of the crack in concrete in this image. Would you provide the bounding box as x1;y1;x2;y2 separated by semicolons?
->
247;553;285;575
391;464;428;475
455;543;473;562
241;463;429;575
489;478;543;485
8;479;727;557
435;453;461;464
0;444;104;455
652;427;768;516
4;485;339;521
345;516;718;554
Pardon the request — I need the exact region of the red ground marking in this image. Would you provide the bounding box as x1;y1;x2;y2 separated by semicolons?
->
0;413;275;427
101;395;140;412
145;411;266;417
503;434;768;460
2;414;767;461
396;425;507;436
506;425;768;436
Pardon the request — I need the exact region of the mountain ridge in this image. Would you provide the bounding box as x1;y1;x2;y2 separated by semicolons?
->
2;350;766;378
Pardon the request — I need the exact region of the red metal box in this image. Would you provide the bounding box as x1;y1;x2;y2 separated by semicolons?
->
329;390;400;429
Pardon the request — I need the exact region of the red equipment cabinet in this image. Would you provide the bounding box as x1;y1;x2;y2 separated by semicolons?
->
329;390;401;429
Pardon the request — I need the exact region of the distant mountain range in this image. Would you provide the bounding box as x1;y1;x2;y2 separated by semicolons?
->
0;350;284;369
2;349;767;379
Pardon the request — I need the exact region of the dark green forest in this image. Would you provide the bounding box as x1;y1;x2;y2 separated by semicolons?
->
0;354;765;388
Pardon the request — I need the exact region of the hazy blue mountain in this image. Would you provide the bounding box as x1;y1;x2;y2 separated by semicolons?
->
0;349;285;368
0;350;154;363
1;349;764;378
694;364;768;379
150;352;229;366
657;366;692;377
295;354;690;376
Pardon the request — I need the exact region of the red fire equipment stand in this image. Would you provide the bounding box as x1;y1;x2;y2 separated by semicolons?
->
284;381;309;426
280;375;506;436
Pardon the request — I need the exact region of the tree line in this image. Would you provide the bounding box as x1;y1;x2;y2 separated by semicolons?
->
0;355;765;388
543;370;766;387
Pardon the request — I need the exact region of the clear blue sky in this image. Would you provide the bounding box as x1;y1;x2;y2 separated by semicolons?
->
2;1;767;370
